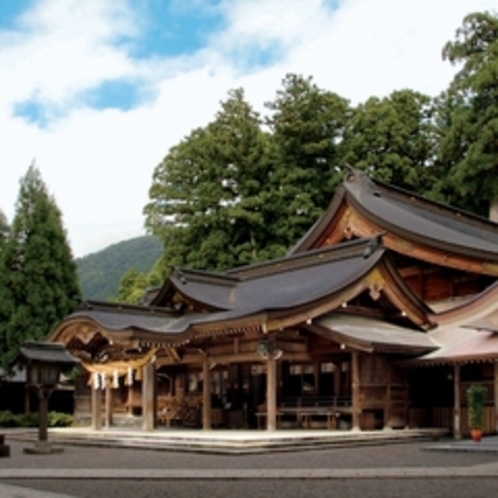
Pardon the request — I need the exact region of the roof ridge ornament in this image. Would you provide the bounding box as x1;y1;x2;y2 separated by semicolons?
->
169;266;187;285
362;232;386;258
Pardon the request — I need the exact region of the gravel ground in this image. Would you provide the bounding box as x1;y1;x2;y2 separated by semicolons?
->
3;478;498;498
2;439;498;498
2;439;498;469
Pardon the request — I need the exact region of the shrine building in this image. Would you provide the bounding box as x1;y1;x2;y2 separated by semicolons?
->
49;170;498;437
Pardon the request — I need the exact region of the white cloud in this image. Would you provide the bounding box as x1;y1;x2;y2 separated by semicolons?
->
0;0;496;258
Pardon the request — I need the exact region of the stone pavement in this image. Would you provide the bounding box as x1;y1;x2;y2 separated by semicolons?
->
424;434;498;453
0;483;75;498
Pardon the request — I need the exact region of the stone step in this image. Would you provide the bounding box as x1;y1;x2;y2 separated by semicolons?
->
6;428;448;455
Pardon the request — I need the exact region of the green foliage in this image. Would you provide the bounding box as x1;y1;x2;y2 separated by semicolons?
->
437;11;498;216
0;410;18;427
0;165;81;370
0;209;8;255
76;235;162;300
114;268;149;304
0;410;73;427
342;89;438;193
265;74;350;246
142;13;498;273
466;384;487;429
16;411;39;427
48;411;73;427
145;88;286;272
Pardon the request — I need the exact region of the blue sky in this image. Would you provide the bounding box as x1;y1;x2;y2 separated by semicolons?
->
0;0;495;257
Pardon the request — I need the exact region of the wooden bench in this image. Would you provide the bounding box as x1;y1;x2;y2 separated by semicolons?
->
256;406;352;430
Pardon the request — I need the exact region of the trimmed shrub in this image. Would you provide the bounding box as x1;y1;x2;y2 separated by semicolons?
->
48;412;73;427
0;411;73;428
0;411;18;427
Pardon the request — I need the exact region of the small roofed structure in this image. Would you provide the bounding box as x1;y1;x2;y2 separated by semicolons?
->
14;342;78;454
48;170;498;438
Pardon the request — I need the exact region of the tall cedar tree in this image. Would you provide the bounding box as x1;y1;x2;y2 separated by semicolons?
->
0;209;8;255
0;166;80;370
144;88;283;273
265;74;350;247
438;11;498;216
342;89;437;193
0;210;10;360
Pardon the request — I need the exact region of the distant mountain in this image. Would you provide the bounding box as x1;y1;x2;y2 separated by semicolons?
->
76;235;162;301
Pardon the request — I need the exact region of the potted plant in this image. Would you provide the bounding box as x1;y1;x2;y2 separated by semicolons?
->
466;384;487;442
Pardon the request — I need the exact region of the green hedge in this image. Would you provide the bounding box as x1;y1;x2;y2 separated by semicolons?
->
0;411;73;428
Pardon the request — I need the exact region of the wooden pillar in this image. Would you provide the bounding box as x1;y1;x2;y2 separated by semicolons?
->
91;387;102;430
202;356;212;430
105;385;113;429
266;357;277;430
142;363;156;431
38;392;49;442
334;364;341;399
314;362;321;395
453;364;462;438
351;351;360;431
266;356;277;431
384;365;391;429
24;385;31;414
494;362;498;433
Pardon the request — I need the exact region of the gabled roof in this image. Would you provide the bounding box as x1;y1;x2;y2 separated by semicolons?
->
167;238;384;312
154;236;432;328
291;170;498;273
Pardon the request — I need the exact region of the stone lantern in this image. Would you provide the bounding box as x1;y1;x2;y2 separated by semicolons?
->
14;341;78;454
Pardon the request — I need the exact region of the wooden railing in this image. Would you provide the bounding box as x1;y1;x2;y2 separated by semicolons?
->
280;396;351;409
255;396;353;429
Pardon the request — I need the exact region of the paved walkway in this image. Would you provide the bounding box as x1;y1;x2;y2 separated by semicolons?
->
0;483;75;498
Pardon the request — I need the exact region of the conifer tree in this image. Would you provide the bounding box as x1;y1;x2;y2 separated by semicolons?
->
438;11;498;216
0;209;8;256
342;89;437;194
265;74;350;246
144;88;283;272
0;165;80;369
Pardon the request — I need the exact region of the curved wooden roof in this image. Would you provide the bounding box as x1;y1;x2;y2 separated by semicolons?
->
291;170;498;275
51;237;434;352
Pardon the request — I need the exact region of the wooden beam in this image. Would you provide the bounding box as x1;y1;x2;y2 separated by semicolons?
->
166;347;181;362
156;351;314;367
